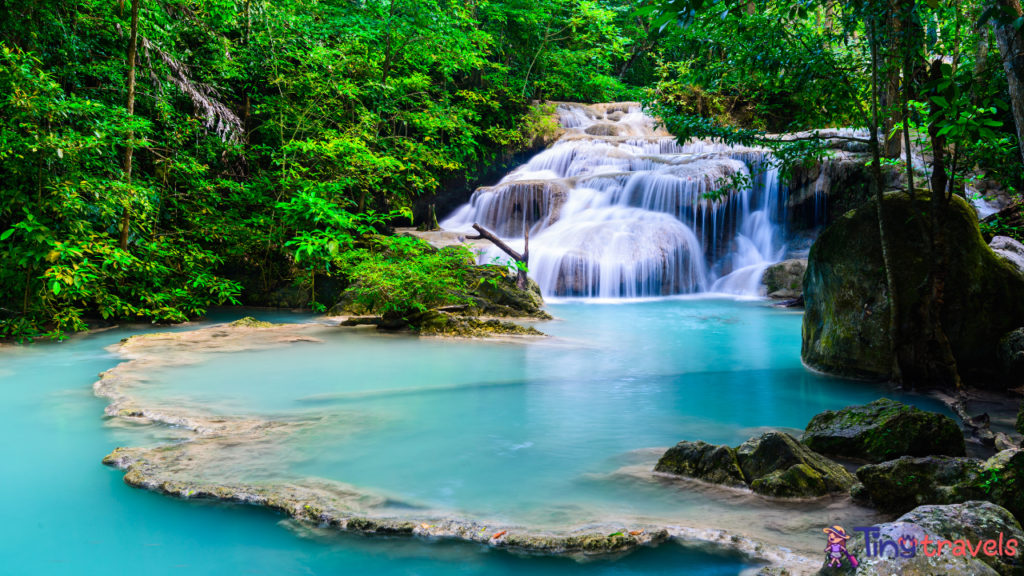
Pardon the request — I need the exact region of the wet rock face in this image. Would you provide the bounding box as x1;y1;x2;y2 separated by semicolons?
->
761;259;807;299
583;123;623;137
855;455;984;515
654;432;856;498
999;329;1024;379
856;450;1024;520
741;432;857;499
801;193;1024;383
802;398;966;463
654;441;747;488
815;501;1024;576
1017;401;1024;437
991;236;1024;277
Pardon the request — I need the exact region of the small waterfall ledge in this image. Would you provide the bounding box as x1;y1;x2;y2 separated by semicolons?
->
441;102;789;298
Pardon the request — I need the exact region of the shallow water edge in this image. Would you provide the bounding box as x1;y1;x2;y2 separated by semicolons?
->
94;320;823;574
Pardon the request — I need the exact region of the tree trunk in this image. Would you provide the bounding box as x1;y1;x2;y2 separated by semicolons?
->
882;9;903;158
869;17;903;383
921;59;962;390
466;224;530;290
119;0;140;251
993;0;1024;163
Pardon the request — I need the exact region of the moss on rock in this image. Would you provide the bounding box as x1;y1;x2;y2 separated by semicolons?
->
802;398;966;463
229;317;275;328
654;440;748;488
856;449;1024;520
655;432;856;498
762;259;807;299
740;432;857;498
395;309;546;338
802;193;1024;383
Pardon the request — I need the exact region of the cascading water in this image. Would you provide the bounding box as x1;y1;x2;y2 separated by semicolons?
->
441;102;788;298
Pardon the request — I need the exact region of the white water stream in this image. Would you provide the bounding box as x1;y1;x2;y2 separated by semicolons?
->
442;103;787;298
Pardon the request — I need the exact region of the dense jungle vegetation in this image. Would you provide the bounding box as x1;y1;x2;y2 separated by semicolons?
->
3;0;1024;379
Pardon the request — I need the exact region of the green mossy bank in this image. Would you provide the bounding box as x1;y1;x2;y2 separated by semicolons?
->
802;193;1024;384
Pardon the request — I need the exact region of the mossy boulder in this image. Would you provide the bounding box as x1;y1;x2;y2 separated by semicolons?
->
855;455;984;514
468;267;551;319
740;432;857;498
802;398;966;463
654;440;747;488
386;309;546;338
802;193;1024;383
815;501;1024;576
229;317;275;328
761;259;807;299
1017;400;1024;436
655;432;856;498
856;450;1024;520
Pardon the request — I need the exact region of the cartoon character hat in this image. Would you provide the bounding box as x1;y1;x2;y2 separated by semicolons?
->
823;526;851;540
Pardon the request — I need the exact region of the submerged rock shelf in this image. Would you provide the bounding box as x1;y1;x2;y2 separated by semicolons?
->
93;320;827;574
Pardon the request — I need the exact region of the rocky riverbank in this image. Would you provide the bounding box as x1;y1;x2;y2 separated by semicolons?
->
653;397;1024;575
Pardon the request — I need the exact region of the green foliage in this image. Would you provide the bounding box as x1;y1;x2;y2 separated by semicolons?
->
0;0;661;340
334;236;478;316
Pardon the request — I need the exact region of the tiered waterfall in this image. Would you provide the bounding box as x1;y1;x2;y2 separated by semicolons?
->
441;103;788;298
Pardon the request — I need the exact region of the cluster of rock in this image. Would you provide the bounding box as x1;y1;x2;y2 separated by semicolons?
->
656;398;1024;574
655;432;856;499
655;399;966;499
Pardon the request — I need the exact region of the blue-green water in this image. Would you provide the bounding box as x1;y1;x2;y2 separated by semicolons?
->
1;300;954;574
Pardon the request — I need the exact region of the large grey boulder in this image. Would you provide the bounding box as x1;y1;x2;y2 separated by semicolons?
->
802;398;966;463
991;236;1024;277
802;193;1024;383
815;501;1024;576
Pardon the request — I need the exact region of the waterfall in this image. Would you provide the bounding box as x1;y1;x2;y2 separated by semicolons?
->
441;102;788;298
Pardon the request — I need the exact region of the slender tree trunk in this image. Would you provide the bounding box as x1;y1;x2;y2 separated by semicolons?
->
119;0;140;251
870;16;903;383
923;59;962;390
992;0;1024;163
882;10;903;158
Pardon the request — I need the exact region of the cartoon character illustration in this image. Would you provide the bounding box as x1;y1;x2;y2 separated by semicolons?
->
824;525;858;568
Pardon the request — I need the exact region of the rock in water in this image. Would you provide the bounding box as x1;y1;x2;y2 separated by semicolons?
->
815;501;1024;576
802;398;966;463
740;432;857;498
653;440;747;488
802;193;1024;383
856;449;1024;520
761;259;807;299
654;432;856;498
